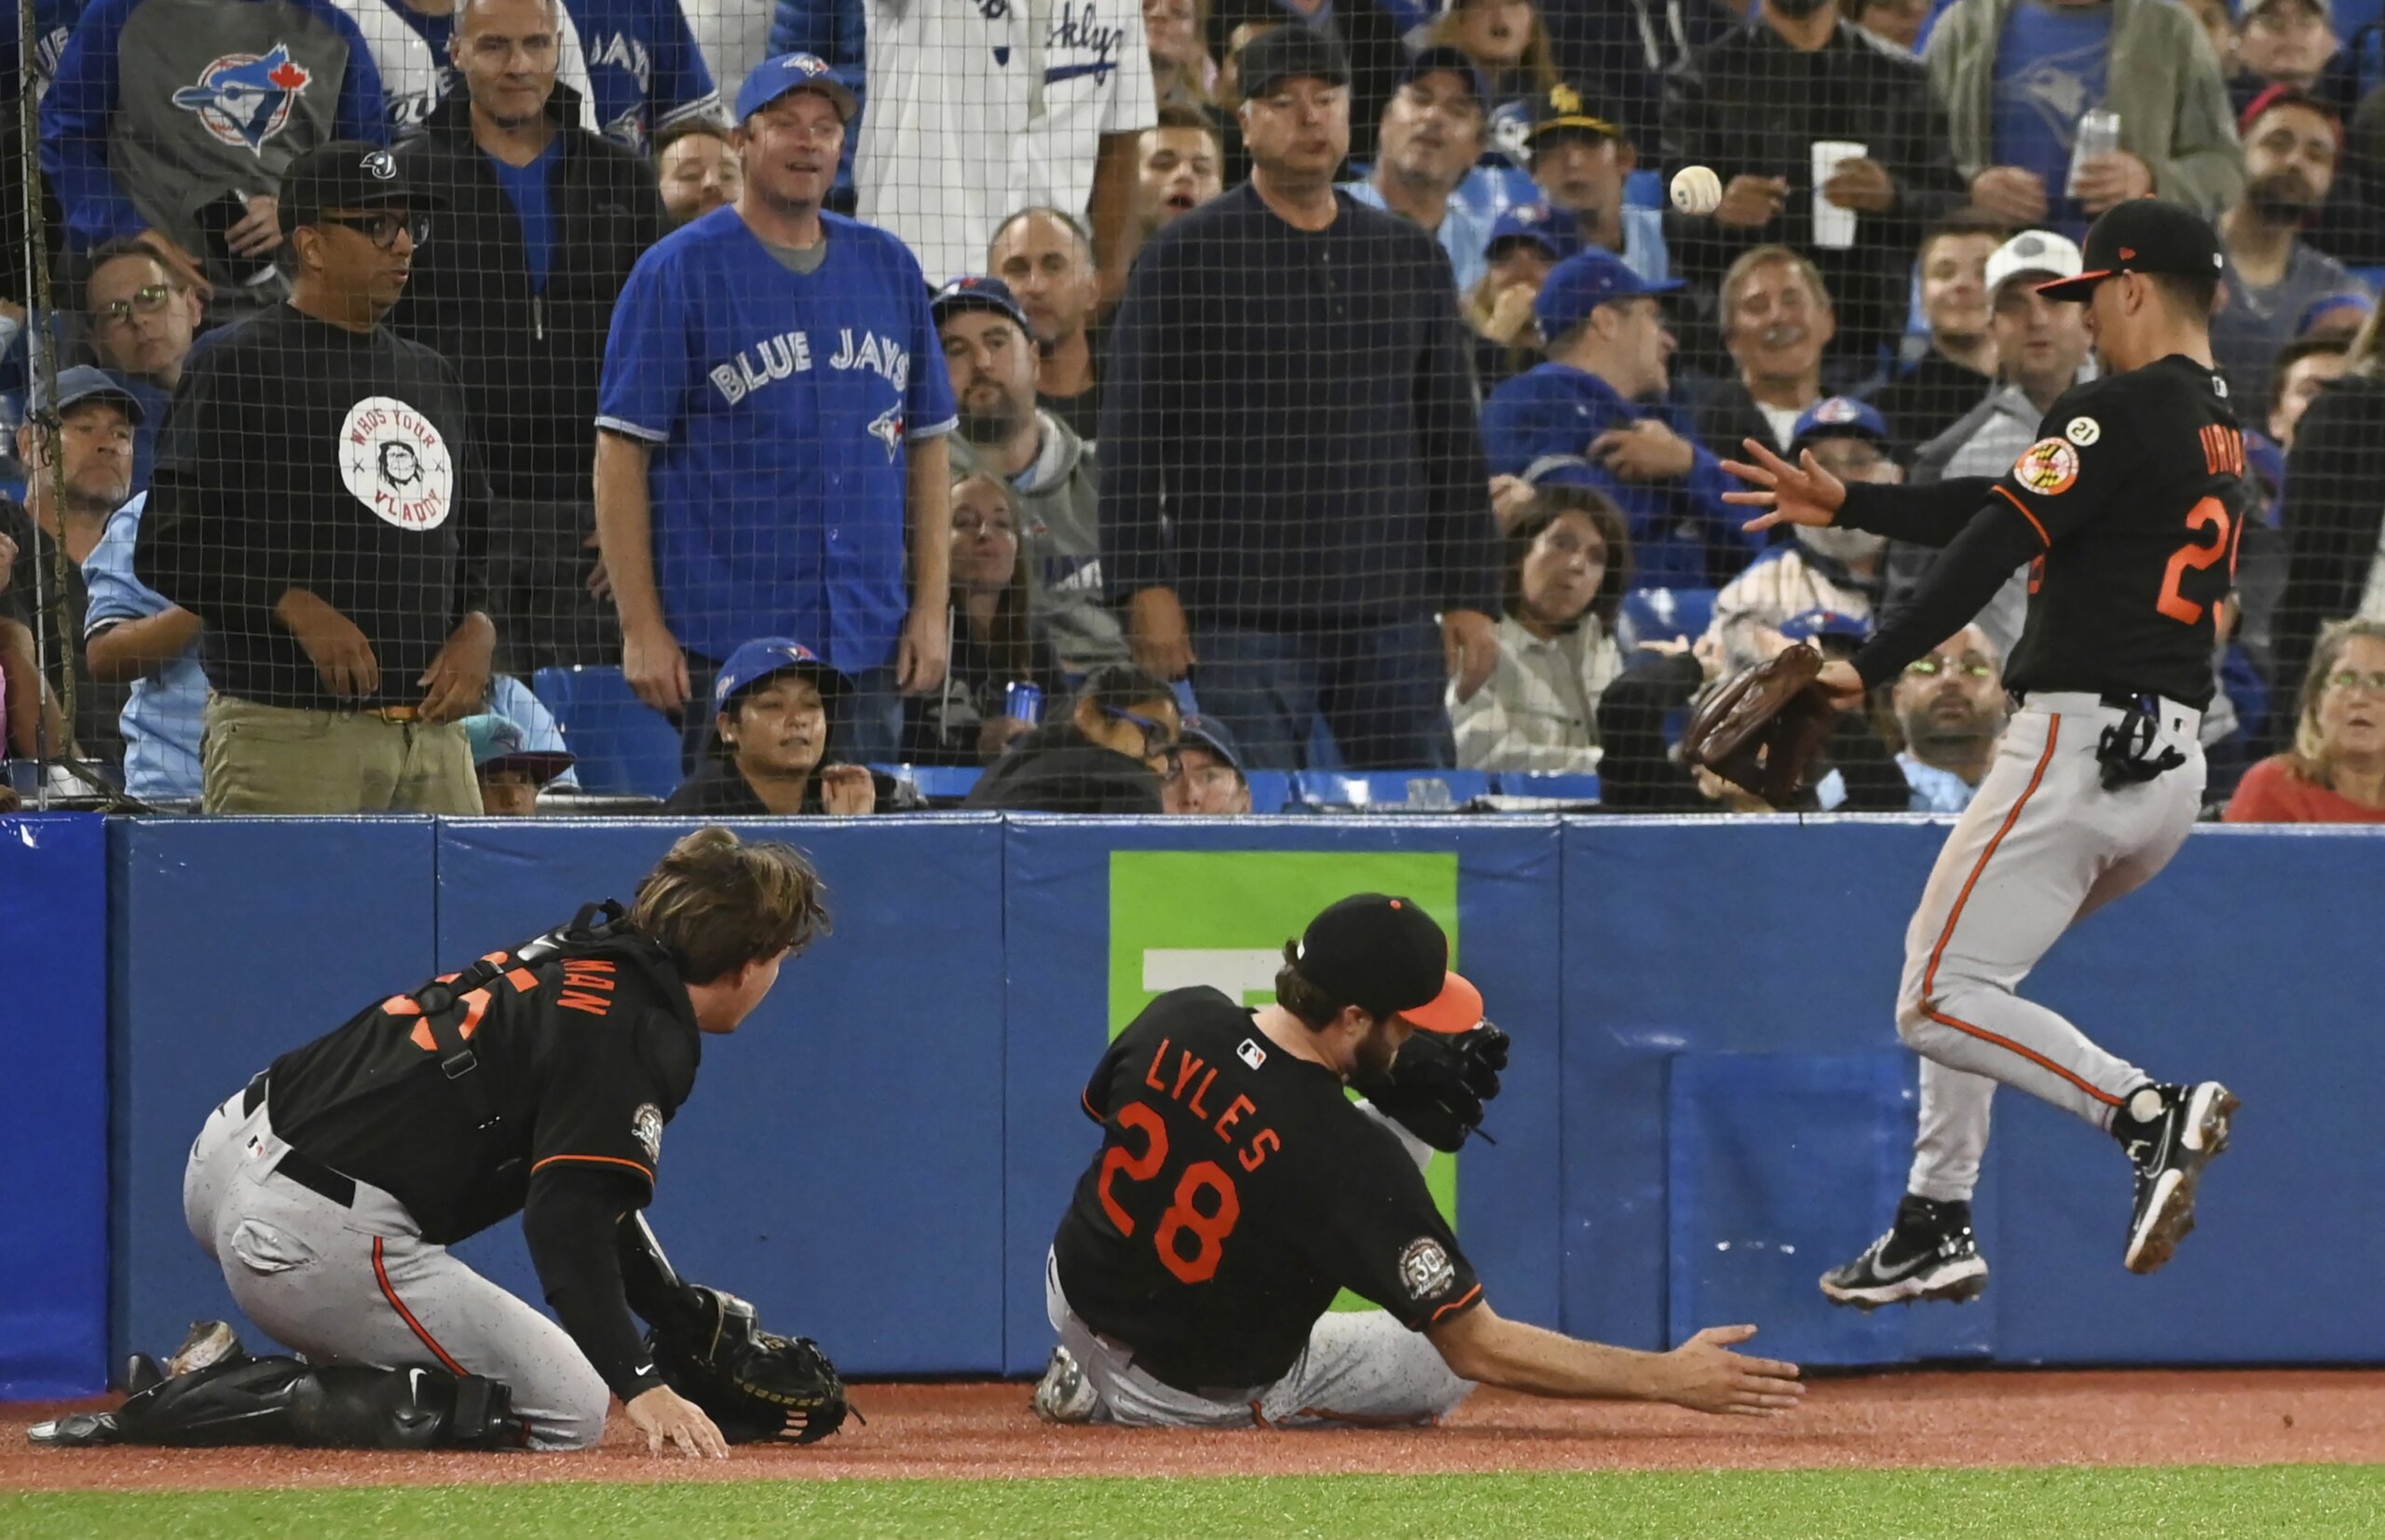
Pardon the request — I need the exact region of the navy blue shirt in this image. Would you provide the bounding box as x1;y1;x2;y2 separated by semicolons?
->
487;144;561;293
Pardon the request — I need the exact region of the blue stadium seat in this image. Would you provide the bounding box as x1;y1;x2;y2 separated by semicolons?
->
531;666;683;800
1491;770;1601;803
1289;770;1491;811
1241;770;1292;813
1624;586;1718;644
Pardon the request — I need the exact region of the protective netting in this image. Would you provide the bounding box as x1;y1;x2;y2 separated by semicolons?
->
5;0;2382;819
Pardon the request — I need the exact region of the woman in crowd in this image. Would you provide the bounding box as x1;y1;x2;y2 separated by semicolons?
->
904;471;1064;767
1465;203;1574;388
2274;307;2385;720
2226;618;2385;823
664;638;881;817
1451;480;1632;773
1147;0;1218;111
965;664;1181;813
1428;0;1560;126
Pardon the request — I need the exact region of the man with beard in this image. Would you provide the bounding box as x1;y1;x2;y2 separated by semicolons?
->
82;238;204;493
1689;246;1839;460
934;275;1130;672
1030;892;1806;1426
1342;48;1494;293
1481;248;1756;590
1703;397;1901;673
1889;623;2008;811
991;208;1111;443
2213;89;2370;411
1885;228;2093;660
0;367;143;767
1132;107;1225;245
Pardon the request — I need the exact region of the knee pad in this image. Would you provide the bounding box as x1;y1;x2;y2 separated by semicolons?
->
111;1355;528;1451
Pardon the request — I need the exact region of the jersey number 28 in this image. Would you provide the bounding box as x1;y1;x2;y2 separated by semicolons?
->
2155;496;2242;626
1097;1103;1242;1285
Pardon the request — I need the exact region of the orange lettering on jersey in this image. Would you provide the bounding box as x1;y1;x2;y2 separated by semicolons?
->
1188;1067;1217;1119
1239;1128;1281;1173
560;960;616;993
2199;424;2243;476
1171;1053;1206;1099
1143;1038;1172;1093
557;990;612;1017
1215;1094;1256;1142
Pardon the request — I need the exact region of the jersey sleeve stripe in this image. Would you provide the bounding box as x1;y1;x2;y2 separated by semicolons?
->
908;415;961;442
1081;1087;1104;1124
1991;484;2051;547
594;415;670;443
1427;1282;1484;1323
531;1153;657;1183
655;92;723;132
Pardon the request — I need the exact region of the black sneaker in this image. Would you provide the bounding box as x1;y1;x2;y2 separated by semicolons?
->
1819;1196;1989;1310
2120;1081;2239;1275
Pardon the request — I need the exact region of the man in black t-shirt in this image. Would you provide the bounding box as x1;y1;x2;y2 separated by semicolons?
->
155;827;828;1455
1037;893;1806;1427
1724;199;2246;1311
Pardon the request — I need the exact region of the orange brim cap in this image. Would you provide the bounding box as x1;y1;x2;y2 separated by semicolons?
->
1402;971;1484;1034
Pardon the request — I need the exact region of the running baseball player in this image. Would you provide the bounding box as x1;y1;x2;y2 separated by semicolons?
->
32;827;844;1454
594;51;958;769
1033;893;1806;1426
1724;198;2245;1307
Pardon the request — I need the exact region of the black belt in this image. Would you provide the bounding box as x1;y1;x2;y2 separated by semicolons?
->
240;1070;357;1208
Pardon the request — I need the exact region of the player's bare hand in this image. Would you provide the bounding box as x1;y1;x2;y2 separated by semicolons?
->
1590;419;1697;482
625;1383;729;1459
583;530;612;602
1723;440;1847;531
1129;587;1196;680
1967;166;2049;226
277;588;381;699
1444;608;1499;702
1489;473;1536;531
1821;157;1896;214
2072;152;2153;214
818;762;877;815
1815;658;1866;707
225;194;284;258
623;620;690;716
1659;1325;1805;1416
417;611;496;723
897;604;949;695
1714;175;1789;230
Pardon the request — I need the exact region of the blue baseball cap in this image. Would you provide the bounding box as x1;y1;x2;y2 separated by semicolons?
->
2297;291;2372;336
714;637;847;709
735;52;858;124
1533;248;1683;338
1789;396;1892;457
463;713;575;784
931;275;1033;338
1484;201;1582;263
1779;607;1872;645
1179;713;1246;774
39;363;145;424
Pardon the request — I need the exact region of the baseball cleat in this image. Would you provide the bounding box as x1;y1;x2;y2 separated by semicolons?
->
1820;1197;1988;1310
124;1354;166;1397
2122;1081;2239;1275
1029;1346;1099;1424
166;1320;243;1379
26;1412;120;1448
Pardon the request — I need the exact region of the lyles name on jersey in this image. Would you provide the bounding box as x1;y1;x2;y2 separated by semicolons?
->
708;328;913;406
1136;1033;1282;1174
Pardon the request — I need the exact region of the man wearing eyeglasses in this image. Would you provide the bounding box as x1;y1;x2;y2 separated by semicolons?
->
138;141;497;815
1889;624;2008;812
82;237;205;494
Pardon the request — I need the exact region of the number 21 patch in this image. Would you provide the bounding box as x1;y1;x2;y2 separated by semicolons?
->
2014;438;2080;496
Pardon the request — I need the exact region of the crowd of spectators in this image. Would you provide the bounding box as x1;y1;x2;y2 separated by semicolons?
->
6;0;2385;825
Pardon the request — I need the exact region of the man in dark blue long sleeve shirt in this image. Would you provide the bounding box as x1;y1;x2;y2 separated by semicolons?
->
1097;26;1502;771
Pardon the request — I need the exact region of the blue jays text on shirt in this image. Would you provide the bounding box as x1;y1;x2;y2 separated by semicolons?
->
174;44;315;155
708;327;914;456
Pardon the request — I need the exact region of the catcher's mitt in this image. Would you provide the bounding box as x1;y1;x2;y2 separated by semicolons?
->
644;1287;852;1444
1681;645;1839;808
1352;1020;1511;1152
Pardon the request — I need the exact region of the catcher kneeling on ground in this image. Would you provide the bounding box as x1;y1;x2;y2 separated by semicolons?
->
1034;893;1806;1427
32;827;850;1457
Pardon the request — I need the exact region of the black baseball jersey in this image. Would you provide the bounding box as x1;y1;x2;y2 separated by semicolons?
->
1847;354;2246;709
1051;988;1483;1392
265;922;698;1246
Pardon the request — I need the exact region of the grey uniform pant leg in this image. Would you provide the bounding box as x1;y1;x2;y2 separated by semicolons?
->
1899;703;2204;1201
183;1091;609;1451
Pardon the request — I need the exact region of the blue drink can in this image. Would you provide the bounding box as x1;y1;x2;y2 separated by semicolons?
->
1004;682;1043;725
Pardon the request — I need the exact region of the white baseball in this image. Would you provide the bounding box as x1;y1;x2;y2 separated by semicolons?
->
1670;165;1723;217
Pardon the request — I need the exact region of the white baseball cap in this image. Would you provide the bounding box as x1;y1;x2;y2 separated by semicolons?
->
1985;230;2085;300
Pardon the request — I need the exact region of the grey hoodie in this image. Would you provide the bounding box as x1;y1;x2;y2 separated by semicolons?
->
953;411;1130;673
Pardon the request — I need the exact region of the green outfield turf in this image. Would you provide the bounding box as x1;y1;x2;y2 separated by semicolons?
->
7;1466;2384;1539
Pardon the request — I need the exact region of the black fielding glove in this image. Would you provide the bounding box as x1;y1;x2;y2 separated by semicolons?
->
1351;1021;1512;1152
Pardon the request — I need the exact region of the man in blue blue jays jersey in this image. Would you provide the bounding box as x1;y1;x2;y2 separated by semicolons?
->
595;51;957;769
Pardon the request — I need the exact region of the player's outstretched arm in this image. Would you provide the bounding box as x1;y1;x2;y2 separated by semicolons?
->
1724;438;2003;549
1426;1302;1804;1416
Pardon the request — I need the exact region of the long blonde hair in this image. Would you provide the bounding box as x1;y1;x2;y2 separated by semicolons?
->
2343;298;2385;379
1429;0;1562;95
2287;616;2385;782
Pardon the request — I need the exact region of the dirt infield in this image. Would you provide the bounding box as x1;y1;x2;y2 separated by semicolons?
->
6;1370;2382;1491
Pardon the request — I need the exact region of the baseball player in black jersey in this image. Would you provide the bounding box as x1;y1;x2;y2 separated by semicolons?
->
1724;198;2245;1309
1034;893;1805;1426
33;828;829;1456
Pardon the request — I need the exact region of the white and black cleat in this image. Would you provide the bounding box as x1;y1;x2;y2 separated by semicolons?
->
1820;1198;1989;1310
2123;1081;2240;1275
165;1319;243;1379
27;1412;120;1448
1029;1346;1099;1424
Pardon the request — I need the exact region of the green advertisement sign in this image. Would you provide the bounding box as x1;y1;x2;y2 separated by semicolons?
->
1106;852;1463;1308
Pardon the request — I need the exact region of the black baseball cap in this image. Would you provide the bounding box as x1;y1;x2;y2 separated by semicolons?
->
1237;25;1351;100
278;141;445;238
1291;893;1483;1034
1399;45;1482;100
1525;82;1622;148
2035;198;2224;303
